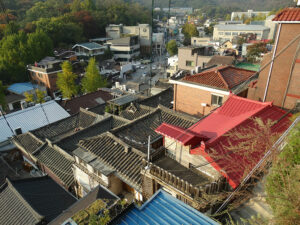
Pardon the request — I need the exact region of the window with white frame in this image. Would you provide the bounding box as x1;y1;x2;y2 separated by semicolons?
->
211;94;223;106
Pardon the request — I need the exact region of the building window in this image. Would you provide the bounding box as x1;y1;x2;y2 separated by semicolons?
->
211;94;223;106
38;73;43;78
186;61;195;67
218;32;224;35
232;32;238;35
225;32;231;36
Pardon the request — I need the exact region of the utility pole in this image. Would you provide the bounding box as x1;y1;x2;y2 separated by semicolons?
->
148;0;154;96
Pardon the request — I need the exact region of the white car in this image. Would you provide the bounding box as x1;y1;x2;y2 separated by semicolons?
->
152;65;157;70
140;66;146;69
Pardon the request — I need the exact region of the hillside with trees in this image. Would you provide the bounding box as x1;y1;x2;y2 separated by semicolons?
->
0;0;151;85
131;0;293;11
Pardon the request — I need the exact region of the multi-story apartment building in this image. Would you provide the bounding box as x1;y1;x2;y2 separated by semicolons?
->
213;24;270;41
231;10;270;21
248;7;300;110
106;24;151;54
27;57;62;96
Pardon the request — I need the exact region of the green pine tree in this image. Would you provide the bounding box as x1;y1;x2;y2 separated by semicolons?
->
81;58;107;93
0;81;6;111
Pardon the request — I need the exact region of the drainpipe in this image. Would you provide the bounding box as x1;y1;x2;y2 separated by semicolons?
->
263;23;282;102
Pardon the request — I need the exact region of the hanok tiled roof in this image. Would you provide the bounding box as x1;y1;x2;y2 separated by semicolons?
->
182;66;256;91
272;8;300;22
113;106;199;149
50;186;118;225
119;103;154;121
14;133;43;154
138;87;174;108
34;146;75;188
56;116;129;153
5;93;25;104
0;176;76;225
206;55;235;67
78;133;144;191
60;90;113;115
32;109;99;141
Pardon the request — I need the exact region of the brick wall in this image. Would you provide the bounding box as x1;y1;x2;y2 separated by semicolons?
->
31;71;58;95
248;24;300;109
174;83;229;116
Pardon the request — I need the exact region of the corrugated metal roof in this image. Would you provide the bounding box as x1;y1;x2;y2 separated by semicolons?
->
116;190;219;225
109;94;139;106
72;42;105;50
0;101;70;143
7;82;40;95
215;24;269;31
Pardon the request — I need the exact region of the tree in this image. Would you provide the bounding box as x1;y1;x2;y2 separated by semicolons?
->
266;122;300;225
27;30;53;62
246;42;267;62
182;23;199;38
57;61;78;98
166;40;178;56
71;0;82;12
82;0;96;11
35;89;46;103
24;91;34;103
103;47;113;60
81;57;106;93
225;14;231;21
0;81;6;111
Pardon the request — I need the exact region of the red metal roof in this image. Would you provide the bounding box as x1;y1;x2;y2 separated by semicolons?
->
272;8;300;22
156;95;291;189
182;66;255;90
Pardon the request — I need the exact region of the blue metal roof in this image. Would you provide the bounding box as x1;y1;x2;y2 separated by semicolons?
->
117;190;219;225
8;82;40;95
0;101;70;143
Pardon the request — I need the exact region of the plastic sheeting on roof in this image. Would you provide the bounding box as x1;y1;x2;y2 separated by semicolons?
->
0;101;70;143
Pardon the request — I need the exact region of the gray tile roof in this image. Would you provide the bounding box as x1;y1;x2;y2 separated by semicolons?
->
32;110;99;141
78;133;144;191
49;185;118;225
0;176;76;225
56;116;129;153
14;133;43;154
113;106;199;150
34;146;75;188
119;103;154;121
138;87;174;108
0;180;43;225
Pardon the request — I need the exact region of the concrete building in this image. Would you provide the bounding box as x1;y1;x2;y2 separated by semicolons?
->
248;7;300;110
170;66;256;116
106;24;151;54
178;46;214;72
27;57;62;95
107;36;140;61
191;37;211;46
231;10;270;21
213;24;270;41
152;32;165;55
166;55;178;77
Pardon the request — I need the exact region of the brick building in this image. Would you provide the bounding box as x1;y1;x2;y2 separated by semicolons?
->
170;66;256;117
27;57;62;96
248;8;300;109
